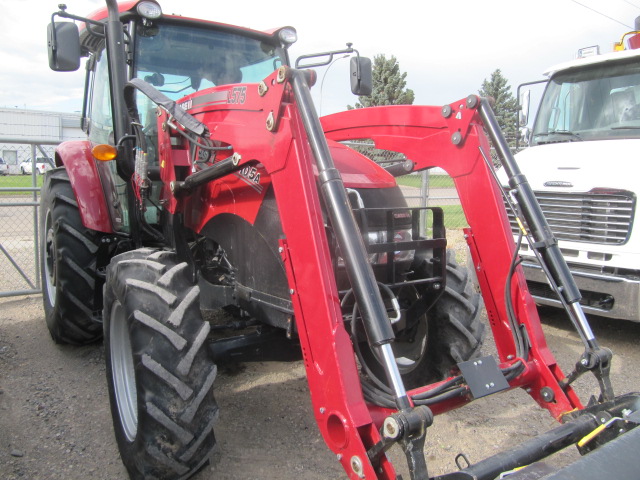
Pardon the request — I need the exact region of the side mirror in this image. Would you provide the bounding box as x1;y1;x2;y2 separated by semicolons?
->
350;56;372;96
47;22;81;71
519;89;530;126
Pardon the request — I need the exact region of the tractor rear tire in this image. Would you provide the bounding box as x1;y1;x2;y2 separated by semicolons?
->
104;248;219;480
40;168;104;345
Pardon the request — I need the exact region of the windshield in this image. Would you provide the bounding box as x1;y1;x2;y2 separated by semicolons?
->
134;22;284;101
531;60;640;145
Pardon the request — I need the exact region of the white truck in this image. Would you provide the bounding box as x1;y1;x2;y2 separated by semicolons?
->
508;30;640;321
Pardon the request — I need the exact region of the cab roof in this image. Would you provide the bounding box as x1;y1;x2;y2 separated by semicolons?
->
544;47;640;77
82;1;285;39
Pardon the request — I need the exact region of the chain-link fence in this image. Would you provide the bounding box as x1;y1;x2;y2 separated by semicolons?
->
0;142;54;297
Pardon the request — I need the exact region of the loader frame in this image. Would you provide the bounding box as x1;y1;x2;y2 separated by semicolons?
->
152;66;596;478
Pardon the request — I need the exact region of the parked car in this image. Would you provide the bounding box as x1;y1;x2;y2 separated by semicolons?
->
19;158;53;175
0;158;8;176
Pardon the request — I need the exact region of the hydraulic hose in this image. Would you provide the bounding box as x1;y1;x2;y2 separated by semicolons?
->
476;97;597;347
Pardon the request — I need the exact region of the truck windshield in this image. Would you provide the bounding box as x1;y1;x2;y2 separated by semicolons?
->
134;22;284;100
531;60;640;145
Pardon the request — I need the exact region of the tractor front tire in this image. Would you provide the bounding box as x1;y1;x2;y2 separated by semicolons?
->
104;248;219;480
416;250;485;385
359;250;484;390
40;168;104;345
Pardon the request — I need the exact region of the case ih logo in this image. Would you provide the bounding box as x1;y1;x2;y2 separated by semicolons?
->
543;181;573;187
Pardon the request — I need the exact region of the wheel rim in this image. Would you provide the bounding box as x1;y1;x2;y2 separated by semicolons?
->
390;285;428;375
393;322;428;374
43;211;57;307
357;285;429;377
110;301;138;442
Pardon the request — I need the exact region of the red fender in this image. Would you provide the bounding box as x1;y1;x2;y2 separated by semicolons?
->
55;140;113;233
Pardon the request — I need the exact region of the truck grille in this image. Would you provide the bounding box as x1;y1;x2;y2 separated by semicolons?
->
504;190;635;245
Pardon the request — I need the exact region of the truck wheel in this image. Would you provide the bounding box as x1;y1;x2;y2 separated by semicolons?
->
40;168;104;345
360;250;485;390
104;249;219;480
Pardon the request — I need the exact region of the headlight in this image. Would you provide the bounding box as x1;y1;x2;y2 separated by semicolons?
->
277;27;297;46
337;229;415;267
137;1;162;20
367;229;415;264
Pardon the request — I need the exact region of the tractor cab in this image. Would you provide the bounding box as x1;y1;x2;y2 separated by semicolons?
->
47;1;297;234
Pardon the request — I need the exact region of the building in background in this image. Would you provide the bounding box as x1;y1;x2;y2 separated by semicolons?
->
0;108;83;174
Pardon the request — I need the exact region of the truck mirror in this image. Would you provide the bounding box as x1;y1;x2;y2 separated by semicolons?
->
519;90;530;126
47;22;81;72
350;56;372;96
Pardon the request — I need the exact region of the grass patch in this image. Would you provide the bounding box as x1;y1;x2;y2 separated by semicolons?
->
396;174;455;189
0;175;44;192
440;205;468;229
396;174;421;188
424;205;468;230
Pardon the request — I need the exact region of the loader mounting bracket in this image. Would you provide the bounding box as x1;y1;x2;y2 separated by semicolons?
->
457;355;509;399
368;406;434;480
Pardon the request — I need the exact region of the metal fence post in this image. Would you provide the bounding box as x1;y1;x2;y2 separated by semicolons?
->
419;169;429;235
30;143;41;289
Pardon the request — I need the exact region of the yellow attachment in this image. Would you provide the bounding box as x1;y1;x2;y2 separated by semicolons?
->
515;217;527;235
499;465;526;478
577;417;621;448
578;424;607;447
614;31;640;51
92;144;117;161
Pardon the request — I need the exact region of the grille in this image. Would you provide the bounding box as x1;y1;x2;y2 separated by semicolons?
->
504;190;635;245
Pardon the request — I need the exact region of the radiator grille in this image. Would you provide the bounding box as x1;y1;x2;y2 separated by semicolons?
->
504;190;635;245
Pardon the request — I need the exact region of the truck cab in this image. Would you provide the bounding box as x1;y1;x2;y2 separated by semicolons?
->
510;42;640;321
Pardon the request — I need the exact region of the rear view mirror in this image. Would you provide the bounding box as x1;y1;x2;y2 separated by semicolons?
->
350;56;372;96
47;22;81;71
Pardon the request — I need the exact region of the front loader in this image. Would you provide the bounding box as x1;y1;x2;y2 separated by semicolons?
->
43;1;640;479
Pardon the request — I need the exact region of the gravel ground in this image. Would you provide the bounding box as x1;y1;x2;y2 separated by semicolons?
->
1;294;639;480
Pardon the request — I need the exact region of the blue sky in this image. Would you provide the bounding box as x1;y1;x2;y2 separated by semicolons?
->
0;0;638;115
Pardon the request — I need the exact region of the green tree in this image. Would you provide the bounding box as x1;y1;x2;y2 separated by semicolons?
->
350;54;415;109
479;69;519;145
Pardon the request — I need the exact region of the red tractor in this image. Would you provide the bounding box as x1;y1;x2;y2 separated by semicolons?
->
44;1;639;479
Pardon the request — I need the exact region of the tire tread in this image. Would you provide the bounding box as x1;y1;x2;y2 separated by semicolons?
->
104;248;218;480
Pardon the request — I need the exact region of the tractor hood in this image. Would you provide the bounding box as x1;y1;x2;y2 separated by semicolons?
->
181;87;397;190
327;140;397;189
503;139;640;193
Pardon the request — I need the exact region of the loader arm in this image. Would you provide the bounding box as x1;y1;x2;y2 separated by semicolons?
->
321;102;583;417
